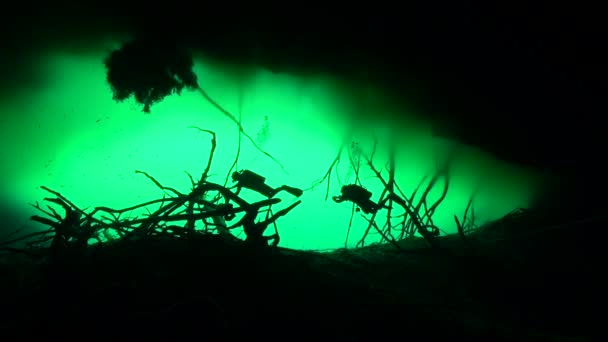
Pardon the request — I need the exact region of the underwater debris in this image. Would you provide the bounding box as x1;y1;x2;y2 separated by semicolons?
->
0;130;301;260
255;115;271;145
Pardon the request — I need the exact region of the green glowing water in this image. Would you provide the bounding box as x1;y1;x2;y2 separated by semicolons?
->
0;43;540;250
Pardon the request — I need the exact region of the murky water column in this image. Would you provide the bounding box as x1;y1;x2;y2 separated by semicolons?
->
0;46;541;250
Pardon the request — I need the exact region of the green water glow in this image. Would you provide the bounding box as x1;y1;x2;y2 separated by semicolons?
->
0;43;540;250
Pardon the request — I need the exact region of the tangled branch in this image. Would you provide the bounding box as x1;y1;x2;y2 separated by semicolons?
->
1;129;301;259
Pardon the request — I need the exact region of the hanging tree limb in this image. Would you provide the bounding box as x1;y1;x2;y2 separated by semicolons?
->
104;37;286;173
224;91;244;187
195;87;287;173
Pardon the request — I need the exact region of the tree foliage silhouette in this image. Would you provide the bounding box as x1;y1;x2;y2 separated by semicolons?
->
104;37;198;113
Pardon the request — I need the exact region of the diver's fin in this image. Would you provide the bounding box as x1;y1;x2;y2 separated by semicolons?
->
281;185;304;197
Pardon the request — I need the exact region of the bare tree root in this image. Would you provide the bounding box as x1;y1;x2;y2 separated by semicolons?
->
343;139;365;247
455;192;476;241
224;100;243;187
348;138;455;250
305;139;346;200
344;203;356;248
1;129;301;258
361;215;402;250
196;87;286;173
419;168;450;226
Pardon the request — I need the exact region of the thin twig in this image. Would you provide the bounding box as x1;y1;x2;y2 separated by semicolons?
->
196;87;286;173
306;141;345;200
188;126;216;182
135;170;183;197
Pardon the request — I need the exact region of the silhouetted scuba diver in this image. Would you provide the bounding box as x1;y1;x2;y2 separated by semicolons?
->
332;184;386;214
231;169;303;198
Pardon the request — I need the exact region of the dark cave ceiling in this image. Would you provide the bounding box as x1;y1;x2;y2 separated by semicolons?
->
1;3;604;173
